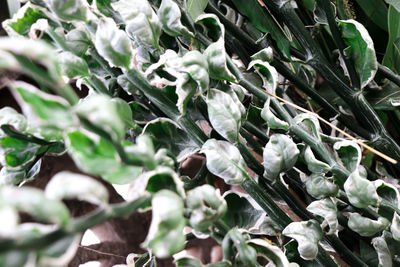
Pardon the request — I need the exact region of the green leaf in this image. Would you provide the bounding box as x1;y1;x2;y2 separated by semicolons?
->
248;59;279;93
74;94;132;141
143;190;185;258
344;169;379;208
1;186;70;226
263;134;299;181
333;140;361;172
201;139;248;185
338;19;378;88
38;234;81;266
303;173;338;199
365;81;400;110
261;97;289;130
204;38;236;82
303;146;331;174
348;213;389;237
282;220;323;260
45;0;88;22
56;51;89;78
250;47;274;62
354;0;388;31
223;191;280;235
195;14;225;41
383;5;400;73
385;0;400;13
375;180;399;219
222;229;257;266
10;81;76;138
95;17;133;69
0;137;41;169
207;88;242;143
390;213;400;241
294;113;321;140
0;107;27;137
158;0;194;37
112;0;161;48
124;135;157;170
186;184;227;233
186;0;208;20
142;118;199;162
129;167;184;200
372;235;393;267
0;159;41;185
248;238;292;267
45;171;109;206
65;28;90;57
231;0;291;57
2;3;47;36
66;129;120;176
102;164;142;185
306;198;338;235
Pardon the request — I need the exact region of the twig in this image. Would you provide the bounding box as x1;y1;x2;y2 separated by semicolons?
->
263;90;398;165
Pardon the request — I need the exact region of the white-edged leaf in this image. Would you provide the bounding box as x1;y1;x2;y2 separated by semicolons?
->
261;97;289;130
0;107;27;137
95;17;133;69
338;19;377;88
74;93;132;141
187;0;208;20
45;0;88;21
56;51;89;78
1;186;70;226
143;190;185;258
142;118;199;162
372;235;393;267
304;173;338;199
294;113;321;140
348;213;389;237
333;140;362;172
344;169;379;208
204;38;236;82
201;139;248;185
186;184;227;233
250;47;274;62
65;129;120;176
306;198;338;235
248;238;292;267
112;0;161;48
390;213;400;241
303;146;331;174
207;88;242;143
45;171;109;206
158;0;193;37
10;81;76;139
248;59;279;93
282;220;323;260
263;134;299;181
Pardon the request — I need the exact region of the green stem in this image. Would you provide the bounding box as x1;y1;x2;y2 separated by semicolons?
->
1;125;59;146
319;0;360;89
378;64;400;88
0;196;151;252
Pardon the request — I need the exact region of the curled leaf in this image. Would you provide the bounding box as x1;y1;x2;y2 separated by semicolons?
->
158;0;193;37
207;89;242;143
202;139;248;185
344;169;379;208
45;171;109;206
348;213;389;237
143;190;185;258
282;220;323;260
338;19;378;88
306;198;338;235
186;184;227;233
95;18;133;69
263;134;299;181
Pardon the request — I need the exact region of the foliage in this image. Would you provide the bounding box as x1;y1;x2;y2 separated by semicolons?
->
1;0;400;266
